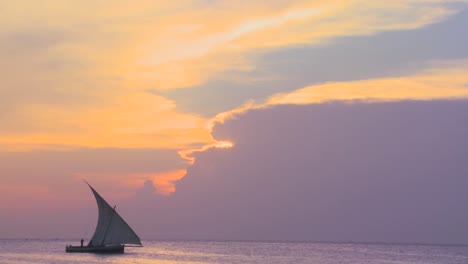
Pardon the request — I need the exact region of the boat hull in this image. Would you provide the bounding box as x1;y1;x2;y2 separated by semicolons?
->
65;244;124;253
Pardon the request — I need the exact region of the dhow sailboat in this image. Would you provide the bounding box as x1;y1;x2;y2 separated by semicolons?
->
66;182;142;253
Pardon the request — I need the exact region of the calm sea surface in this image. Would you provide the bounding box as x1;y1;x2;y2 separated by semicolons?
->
1;240;468;264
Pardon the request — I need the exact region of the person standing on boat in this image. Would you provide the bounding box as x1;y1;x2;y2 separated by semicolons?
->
80;239;84;247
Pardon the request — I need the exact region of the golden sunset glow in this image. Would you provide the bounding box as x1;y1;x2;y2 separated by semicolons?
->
267;61;468;105
179;141;234;164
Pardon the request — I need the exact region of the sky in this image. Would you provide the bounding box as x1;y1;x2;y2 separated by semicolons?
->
1;0;468;243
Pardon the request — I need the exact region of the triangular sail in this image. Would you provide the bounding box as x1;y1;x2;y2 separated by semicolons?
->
87;184;142;246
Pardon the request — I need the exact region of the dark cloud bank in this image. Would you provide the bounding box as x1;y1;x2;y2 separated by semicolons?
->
130;100;468;244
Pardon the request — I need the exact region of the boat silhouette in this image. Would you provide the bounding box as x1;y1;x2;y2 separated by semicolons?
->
66;182;142;253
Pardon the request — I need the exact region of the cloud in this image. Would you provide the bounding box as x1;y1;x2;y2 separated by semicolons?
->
144;0;463;92
0;147;183;210
178;141;234;164
176;58;468;165
0;1;466;151
162;8;468;116
0;91;213;150
268;60;468;105
158;100;468;243
151;170;187;195
75;169;187;197
199;59;468;139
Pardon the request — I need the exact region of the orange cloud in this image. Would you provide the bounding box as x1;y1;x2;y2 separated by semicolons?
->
268;61;468;105
178;141;234;164
75;170;188;197
151;170;187;196
0;92;212;150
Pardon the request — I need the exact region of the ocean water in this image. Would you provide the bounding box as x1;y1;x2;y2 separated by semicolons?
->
0;240;468;264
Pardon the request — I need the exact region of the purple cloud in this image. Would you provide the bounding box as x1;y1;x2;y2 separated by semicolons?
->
145;100;468;243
